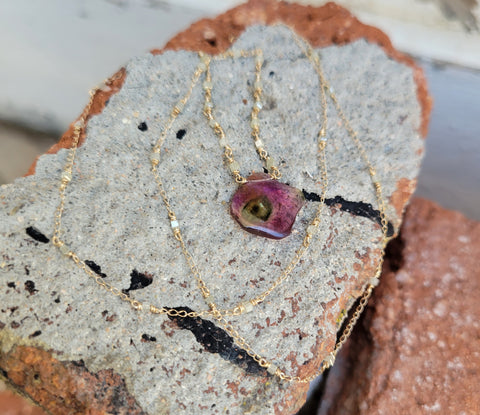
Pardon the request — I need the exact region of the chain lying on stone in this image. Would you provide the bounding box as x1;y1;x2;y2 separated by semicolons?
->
201;49;282;183
151;47;328;317
52;31;390;383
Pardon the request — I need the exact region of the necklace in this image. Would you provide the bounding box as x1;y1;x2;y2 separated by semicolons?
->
52;30;390;383
150;48;328;317
201;49;307;240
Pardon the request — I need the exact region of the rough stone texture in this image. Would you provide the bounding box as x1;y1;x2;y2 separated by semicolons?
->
318;197;480;415
0;2;428;414
156;0;431;139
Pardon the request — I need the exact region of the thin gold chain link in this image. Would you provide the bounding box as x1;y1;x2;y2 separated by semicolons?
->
201;49;283;181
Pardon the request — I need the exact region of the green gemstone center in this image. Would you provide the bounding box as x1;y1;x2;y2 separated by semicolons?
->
242;196;272;222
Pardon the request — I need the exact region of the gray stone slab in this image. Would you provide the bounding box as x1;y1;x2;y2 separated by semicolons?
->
0;25;423;414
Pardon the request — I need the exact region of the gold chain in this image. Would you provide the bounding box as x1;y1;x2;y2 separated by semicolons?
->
201;49;282;182
150;48;330;318
52;32;391;382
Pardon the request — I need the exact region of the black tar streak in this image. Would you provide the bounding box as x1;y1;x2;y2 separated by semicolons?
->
166;306;267;376
176;129;187;140
141;333;157;342
122;269;153;294
25;227;49;243
138;121;148;132
85;260;108;278
302;191;394;237
24;280;38;295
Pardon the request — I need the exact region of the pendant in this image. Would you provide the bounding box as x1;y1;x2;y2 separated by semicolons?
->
230;173;305;239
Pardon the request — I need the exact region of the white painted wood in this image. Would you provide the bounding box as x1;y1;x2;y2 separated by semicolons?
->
0;0;239;132
293;0;480;68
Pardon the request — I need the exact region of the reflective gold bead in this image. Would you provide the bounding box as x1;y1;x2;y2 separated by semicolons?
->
61;171;72;183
